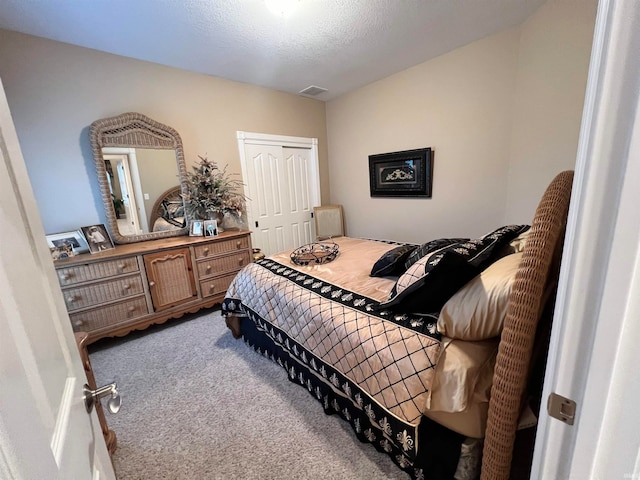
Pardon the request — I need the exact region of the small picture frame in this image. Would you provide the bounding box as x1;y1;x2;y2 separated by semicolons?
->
80;224;115;254
189;220;204;237
204;220;219;237
46;230;89;255
49;244;75;261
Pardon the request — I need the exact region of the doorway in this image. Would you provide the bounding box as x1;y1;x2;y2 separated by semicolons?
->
102;147;148;235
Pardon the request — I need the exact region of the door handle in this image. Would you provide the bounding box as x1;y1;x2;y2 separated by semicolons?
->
83;382;121;414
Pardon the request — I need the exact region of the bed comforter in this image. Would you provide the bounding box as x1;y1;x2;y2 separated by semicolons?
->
222;237;448;474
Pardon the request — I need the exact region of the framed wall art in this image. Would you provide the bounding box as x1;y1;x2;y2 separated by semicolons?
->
368;148;433;197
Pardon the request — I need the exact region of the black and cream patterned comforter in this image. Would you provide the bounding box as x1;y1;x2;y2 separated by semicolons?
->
222;237;445;476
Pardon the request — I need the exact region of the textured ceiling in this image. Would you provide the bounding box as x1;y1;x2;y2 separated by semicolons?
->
0;0;546;100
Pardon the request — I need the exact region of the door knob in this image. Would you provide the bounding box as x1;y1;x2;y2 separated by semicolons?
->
83;382;121;414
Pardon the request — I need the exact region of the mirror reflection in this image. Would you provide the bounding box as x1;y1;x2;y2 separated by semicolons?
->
102;147;183;235
90;112;189;244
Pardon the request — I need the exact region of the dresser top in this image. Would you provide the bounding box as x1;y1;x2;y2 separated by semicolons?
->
54;230;251;266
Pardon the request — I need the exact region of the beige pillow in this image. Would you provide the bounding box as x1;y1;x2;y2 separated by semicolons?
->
427;336;498;413
437;252;523;340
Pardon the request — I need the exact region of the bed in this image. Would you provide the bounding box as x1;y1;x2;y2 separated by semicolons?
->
221;171;574;480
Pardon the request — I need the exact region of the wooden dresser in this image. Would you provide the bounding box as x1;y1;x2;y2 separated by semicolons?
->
55;230;251;344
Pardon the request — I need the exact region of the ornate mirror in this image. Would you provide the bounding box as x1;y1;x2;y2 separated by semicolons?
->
89;112;189;244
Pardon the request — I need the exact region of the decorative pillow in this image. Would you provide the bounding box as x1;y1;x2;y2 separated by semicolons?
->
377;225;529;314
403;237;469;271
370;244;418;277
437;252;523;340
378;247;479;313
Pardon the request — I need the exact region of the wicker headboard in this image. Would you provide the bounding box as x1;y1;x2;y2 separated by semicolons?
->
149;185;185;231
481;170;574;479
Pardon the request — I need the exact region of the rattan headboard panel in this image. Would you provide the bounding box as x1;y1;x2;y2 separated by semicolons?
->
481;170;574;479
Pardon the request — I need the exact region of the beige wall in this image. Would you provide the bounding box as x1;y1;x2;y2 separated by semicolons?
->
326;29;520;242
0;0;596;242
326;0;596;243
0;29;328;235
504;0;597;222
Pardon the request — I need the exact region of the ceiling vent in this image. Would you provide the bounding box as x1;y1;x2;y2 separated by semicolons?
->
299;85;328;96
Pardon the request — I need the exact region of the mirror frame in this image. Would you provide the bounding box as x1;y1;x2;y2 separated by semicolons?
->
89;112;189;244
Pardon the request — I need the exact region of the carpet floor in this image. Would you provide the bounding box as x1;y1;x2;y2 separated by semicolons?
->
89;309;409;480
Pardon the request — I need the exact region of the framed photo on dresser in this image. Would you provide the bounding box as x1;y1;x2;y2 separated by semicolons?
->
204;220;218;237
189;220;204;236
80;224;115;254
45;230;89;255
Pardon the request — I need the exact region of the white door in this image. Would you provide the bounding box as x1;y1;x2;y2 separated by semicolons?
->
0;78;115;480
532;0;640;478
237;132;321;256
115;160;136;227
104;148;147;235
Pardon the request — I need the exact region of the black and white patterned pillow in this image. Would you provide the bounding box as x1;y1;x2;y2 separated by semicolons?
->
403;237;469;271
370;244;418;277
377;225;530;314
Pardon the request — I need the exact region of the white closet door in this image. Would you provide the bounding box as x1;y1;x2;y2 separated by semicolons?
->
238;132;320;257
283;146;315;245
243;144;314;255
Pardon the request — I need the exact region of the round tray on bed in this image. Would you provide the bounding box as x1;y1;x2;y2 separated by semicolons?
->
290;240;339;266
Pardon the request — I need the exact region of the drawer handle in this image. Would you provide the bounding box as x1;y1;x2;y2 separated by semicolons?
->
118;263;126;270
149;281;156;288
236;241;241;249
123;284;131;290
209;285;215;293
74;319;84;327
206;265;212;272
238;257;244;266
203;247;210;255
67;295;77;303
127;306;136;313
61;272;73;281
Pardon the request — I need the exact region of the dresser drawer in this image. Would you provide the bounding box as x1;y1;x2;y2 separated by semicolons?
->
69;297;149;332
63;274;145;312
194;236;250;259
195;250;251;279
57;257;140;287
199;273;238;299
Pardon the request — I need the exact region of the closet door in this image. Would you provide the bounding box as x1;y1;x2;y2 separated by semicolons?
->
238;132;320;256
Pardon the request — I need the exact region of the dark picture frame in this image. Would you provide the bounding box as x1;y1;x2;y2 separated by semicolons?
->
80;224;115;254
369;148;432;197
204;219;219;237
